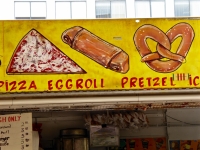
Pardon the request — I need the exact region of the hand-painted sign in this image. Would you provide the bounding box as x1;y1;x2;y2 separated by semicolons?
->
0;113;32;150
0;19;200;93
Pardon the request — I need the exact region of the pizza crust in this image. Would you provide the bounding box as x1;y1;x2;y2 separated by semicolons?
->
7;29;86;74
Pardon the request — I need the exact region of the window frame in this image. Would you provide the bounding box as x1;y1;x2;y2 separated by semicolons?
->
174;0;190;17
55;1;87;19
134;0;166;18
95;0;127;18
174;0;200;17
14;1;47;19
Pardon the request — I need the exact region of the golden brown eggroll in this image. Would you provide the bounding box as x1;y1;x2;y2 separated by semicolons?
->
62;26;129;73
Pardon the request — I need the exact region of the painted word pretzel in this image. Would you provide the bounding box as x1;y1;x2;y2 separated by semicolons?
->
134;23;195;73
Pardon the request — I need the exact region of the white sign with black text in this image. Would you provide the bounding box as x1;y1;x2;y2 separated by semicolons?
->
0;113;32;150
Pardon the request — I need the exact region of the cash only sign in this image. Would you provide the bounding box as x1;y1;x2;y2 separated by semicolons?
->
0;18;200;93
0;113;32;150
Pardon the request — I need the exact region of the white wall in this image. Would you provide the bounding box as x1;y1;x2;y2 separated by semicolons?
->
46;0;55;19
0;0;176;20
86;0;95;19
0;0;96;20
165;0;174;17
0;0;14;20
126;0;135;18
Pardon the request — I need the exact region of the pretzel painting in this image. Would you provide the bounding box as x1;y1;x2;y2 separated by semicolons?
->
134;23;195;73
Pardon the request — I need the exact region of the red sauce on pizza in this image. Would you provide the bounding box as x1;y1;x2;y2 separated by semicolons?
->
7;29;86;74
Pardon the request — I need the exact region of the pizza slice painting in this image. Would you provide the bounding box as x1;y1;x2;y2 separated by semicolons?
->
7;29;86;74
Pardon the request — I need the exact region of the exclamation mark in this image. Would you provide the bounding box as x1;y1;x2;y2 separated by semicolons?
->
177;73;180;80
180;73;183;81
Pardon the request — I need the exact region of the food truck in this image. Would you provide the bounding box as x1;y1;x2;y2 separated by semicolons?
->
0;18;200;150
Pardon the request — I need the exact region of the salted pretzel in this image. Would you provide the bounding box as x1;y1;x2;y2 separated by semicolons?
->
134;23;194;73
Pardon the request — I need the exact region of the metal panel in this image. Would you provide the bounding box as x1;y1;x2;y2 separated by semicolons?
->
168;126;200;140
167;108;200;126
1;89;200;99
120;127;166;139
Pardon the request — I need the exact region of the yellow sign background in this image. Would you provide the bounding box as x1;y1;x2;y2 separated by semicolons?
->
1;18;200;93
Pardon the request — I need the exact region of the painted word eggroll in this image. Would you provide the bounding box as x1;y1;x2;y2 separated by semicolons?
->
62;26;129;73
